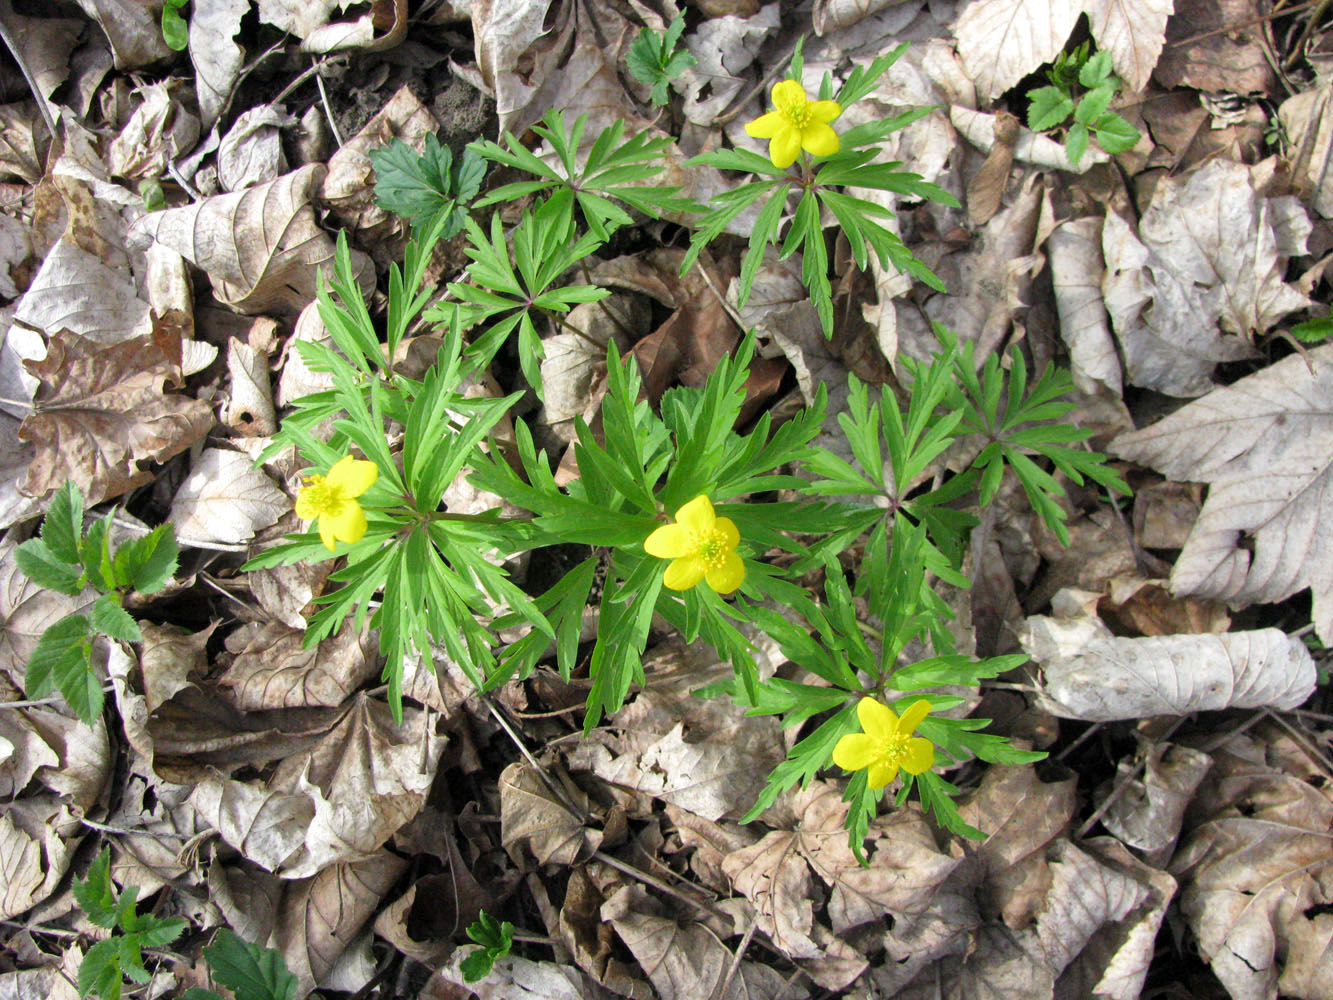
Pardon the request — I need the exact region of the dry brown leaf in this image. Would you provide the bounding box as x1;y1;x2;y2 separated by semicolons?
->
190;0;249;128
431;953;591;999
966;111;1018;228
721;825;822;961
472;0;564;135
106;81;200;182
1022;592;1316;721
952;0;1080;102
1174;725;1333;1000
0;710;60;797
18;329;213;506
72;0;172;69
1048;216;1120;395
1099;741;1212;867
10;238;152;348
602;884;805;1000
680;5;779;127
500;760;603;866
217;104;294;192
223;336;277;436
128;165;371;314
812;0;912;34
220;620;377;711
168;448;287;549
0;798;80;920
1111;343;1333;640
1154;0;1273;94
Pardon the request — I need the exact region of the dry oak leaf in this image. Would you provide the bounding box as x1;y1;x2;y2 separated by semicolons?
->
128;164;370;314
1111;343;1333;642
17;329;212;506
1174;727;1333;1000
953;0;1173;100
168;448;288;549
499;760;603;866
220;619;378;711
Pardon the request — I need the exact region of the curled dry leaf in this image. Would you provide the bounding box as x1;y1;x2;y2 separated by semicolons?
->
72;0;172;69
432;953;591;1000
472;0;563;134
680;5;780;127
220;619;378;711
602;884;805;1000
813;0;912;34
18;329;213;506
223;337;278;436
189;0;249;128
1174;725;1333;1000
1112;343;1333;641
217;104;295;192
128;164;373;314
1048;216;1121;394
106;81;201;182
1022;592;1316;721
499;760;603;866
0;799;80;920
168;448;288;549
1099;741;1212;867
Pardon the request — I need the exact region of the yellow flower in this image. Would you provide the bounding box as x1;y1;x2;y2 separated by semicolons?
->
643;495;745;594
833;697;935;789
294;454;378;551
744;79;842;169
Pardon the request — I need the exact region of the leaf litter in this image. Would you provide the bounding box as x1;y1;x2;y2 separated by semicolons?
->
2;0;1333;998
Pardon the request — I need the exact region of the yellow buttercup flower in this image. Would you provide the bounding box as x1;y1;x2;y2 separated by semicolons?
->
644;495;745;594
744;79;842;169
833;697;935;789
294;454;378;551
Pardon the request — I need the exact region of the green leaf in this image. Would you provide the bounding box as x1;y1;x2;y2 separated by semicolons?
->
79;512;117;592
1074;84;1115;127
27;613;100;724
1065;121;1090;166
15;538;83;595
160;0;189;51
78;938;124;1000
74;847;119;928
1291;316;1333;343
112;524;179;594
461;911;514;983
89;594;141;643
181;991;227;1000
1027;85;1074;131
1093;113;1140;154
369;134;484;233
1078;49;1115;88
43;480;85;564
204;930;300;1000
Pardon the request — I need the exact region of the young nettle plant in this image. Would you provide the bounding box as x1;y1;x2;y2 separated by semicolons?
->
15;481;178;724
1027;43;1140;166
687;41;957;335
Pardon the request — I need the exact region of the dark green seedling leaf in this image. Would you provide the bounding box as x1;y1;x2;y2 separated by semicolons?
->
112;524;178;594
182;992;227;1000
90;594;142;643
1094;113;1140;154
1074;84;1115;127
1292;316;1333;343
27;613;101;724
203;929;300;1000
1066;121;1090;165
627;15;696;106
73;847;120;929
1027;84;1074;131
43;479;85;564
15;538;83;595
369;134;483;236
78;938;125;1000
161;0;189;51
460;911;514;983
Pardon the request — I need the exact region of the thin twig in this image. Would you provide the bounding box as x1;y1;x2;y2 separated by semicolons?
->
1075;717;1186;839
1163;0;1321;50
696;262;749;333
80;817;188;841
592;850;723;921
1286;0;1333;68
1261;708;1333;780
713;34;808;127
315;64;345;148
712;914;759;1000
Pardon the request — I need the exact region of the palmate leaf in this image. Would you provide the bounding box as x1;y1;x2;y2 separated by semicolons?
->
460;911;515;983
369;134;484;236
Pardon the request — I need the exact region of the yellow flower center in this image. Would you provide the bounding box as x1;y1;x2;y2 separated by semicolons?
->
783;101;813;128
301;475;348;517
691;528;730;569
874;731;910;765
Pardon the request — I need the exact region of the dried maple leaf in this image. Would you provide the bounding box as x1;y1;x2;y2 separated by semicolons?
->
17;329;212;506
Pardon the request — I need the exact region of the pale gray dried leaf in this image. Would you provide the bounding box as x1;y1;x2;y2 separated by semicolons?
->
1023;602;1316;721
1099;742;1212;866
0;214;29;300
218;104;294;192
0;798;79;920
499;760;602;866
0;710;59;797
107;81;200;182
190;769;315;874
223;337;277;436
0;811;44;919
952;0;1080;101
191;0;250;128
1084;0;1174;92
23;707;111;812
1137;160;1310;338
951;106;1110;172
1049;217;1121;394
220;620;377;710
1111;344;1333;640
813;0;914;34
472;0;562;133
257;0;341;37
1174;727;1333;1000
1100;209;1254;397
277;301;336;405
432;954;590;1000
1282;85;1333;218
680;5;779;127
73;0;171;68
720;824;821;960
128;164;369;314
10;239;152;348
169;448;288;548
138;622;210;714
0;11;81;102
540;294;643;442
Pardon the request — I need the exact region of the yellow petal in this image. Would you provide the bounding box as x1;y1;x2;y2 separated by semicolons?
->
295;486;322;521
771;78;806;113
663;556;705;591
833;733;876;770
801;122;840;158
810;99;842;124
898;698;932;735
318;518;337;551
770;127;802;168
856;697;897;740
714;516;740;552
324;503;367;545
327;455;378;497
745;110;786;139
674;495;715;534
645;523;692;559
901;737;935;775
866;759;900;789
705;551;745;595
